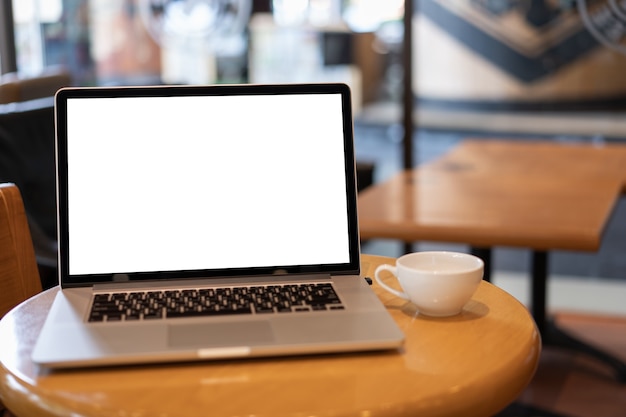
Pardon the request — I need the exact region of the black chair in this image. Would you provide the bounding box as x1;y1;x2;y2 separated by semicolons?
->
0;97;57;289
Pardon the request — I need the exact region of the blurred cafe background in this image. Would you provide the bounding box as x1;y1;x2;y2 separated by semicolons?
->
1;1;626;415
2;0;626;306
5;0;624;283
2;1;626;293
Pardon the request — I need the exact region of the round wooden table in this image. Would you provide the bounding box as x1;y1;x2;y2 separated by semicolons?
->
0;255;541;417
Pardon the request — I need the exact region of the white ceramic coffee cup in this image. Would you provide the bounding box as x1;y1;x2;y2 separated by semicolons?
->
374;251;484;317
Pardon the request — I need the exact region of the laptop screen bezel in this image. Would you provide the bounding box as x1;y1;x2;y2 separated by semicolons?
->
54;83;361;287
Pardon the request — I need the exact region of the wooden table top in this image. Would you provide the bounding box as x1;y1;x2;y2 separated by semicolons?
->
0;255;540;417
358;139;626;251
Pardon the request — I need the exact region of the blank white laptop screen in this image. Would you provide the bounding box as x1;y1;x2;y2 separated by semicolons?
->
65;93;350;276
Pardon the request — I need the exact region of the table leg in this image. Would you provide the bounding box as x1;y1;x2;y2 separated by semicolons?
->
530;250;626;383
531;251;548;335
470;247;491;282
403;242;413;255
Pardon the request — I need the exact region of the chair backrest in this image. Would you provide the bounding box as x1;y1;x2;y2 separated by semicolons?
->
0;183;42;318
0;96;56;240
0;67;71;104
0;97;58;284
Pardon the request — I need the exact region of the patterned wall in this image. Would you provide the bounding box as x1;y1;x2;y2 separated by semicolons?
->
415;0;626;108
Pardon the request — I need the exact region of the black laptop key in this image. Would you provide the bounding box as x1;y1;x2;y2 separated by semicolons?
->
143;309;163;320
88;312;105;322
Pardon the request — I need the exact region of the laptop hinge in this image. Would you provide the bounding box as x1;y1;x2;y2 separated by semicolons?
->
91;274;334;292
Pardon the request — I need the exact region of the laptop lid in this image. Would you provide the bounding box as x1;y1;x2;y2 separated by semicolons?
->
54;83;360;288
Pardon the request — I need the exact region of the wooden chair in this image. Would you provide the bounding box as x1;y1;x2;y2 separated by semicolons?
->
0;183;42;417
0;182;42;319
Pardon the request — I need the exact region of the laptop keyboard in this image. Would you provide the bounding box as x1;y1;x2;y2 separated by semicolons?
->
88;283;344;322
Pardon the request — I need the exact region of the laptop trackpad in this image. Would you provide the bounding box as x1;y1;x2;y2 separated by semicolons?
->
168;321;274;348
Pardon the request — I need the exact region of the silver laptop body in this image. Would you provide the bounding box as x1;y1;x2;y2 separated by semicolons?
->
32;83;404;368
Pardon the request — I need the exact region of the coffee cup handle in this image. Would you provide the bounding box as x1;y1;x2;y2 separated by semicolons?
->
374;264;410;300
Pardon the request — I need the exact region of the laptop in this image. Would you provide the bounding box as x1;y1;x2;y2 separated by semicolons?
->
32;83;404;368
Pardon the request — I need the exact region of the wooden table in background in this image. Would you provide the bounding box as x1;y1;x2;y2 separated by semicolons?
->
359;139;626;250
0;255;540;417
358;139;626;381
